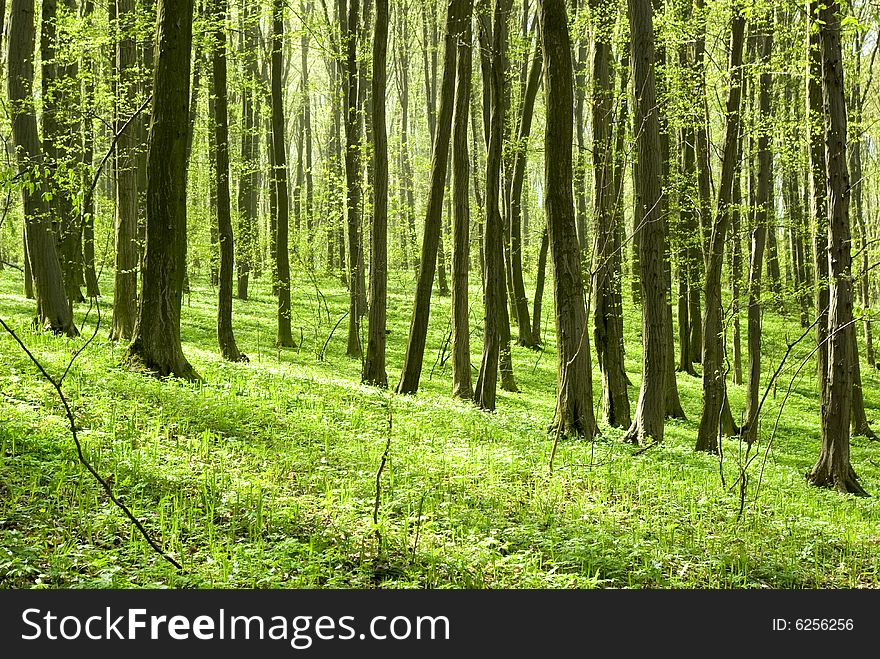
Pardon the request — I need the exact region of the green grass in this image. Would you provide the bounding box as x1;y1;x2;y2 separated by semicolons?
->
1;263;879;589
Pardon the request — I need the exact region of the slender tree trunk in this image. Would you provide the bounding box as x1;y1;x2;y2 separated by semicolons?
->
236;0;259;300
531;227;549;345
539;0;596;439
344;0;364;356
272;0;295;348
451;4;473;400
7;0;77;336
624;0;666;444
731;168;744;385
808;2;829;438
127;0;196;379
591;0;630;428
301;0;314;263
81;0;100;298
396;0;467;395
209;0;245;362
742;30;773;444
695;8;745;453
363;0;389;387
808;0;866;494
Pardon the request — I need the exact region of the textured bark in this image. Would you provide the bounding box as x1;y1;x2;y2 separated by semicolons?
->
209;0;245;363
742;31;773;445
81;0;100;299
41;0;83;306
127;0;197;380
624;0;666;444
236;0;259;300
272;0;294;348
7;0;77;336
532;227;549;346
808;3;829;434
343;0;363;357
396;0;466;395
540;0;597;439
695;9;744;453
451;6;474;400
506;35;542;348
693;0;711;276
363;0;390;387
591;0;630;428
475;0;515;411
808;0;866;494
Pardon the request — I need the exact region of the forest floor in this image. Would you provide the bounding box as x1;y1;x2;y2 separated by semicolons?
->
1;266;879;588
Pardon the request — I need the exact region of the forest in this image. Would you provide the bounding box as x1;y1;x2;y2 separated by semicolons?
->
0;0;879;590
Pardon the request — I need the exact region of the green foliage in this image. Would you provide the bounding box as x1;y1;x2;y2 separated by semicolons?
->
1;268;878;589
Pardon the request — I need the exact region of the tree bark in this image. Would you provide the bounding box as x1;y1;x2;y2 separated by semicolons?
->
127;0;197;379
7;0;77;336
363;0;389;387
236;0;259;300
451;4;474;400
624;0;666;444
808;0;866;494
272;0;295;348
695;8;745;453
396;0;467;395
209;0;245;362
539;0;597;439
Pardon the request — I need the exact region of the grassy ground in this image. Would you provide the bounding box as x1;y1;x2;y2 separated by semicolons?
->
1;264;879;589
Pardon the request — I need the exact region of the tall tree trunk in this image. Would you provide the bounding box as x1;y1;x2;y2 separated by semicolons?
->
808;0;866;494
81;0;100;299
209;0;245;362
695;8;745;453
475;0;516;411
808;1;829;438
236;0;259;300
531;227;549;345
591;0;630;428
395;8;418;275
344;0;364;357
540;0;597;439
272;0;295;348
731;168;744;385
301;0;315;263
396;0;467;395
624;0;666;444
742;29;773;444
7;0;77;336
451;3;473;400
362;0;389;387
506;31;541;348
127;0;196;379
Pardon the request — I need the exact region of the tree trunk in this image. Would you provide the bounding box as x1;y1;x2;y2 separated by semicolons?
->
396;0;467;395
127;0;196;379
344;0;364;357
695;8;745;453
475;0;515;411
236;0;259;300
591;0;630;428
272;0;295;348
531;227;549;346
7;0;77;336
808;0;866;495
209;0;245;362
362;0;389;387
742;30;773;445
451;5;473;400
539;0;596;439
301;0;315;263
81;0;100;299
624;0;666;444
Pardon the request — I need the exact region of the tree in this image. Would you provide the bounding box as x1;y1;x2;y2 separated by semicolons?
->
127;0;197;380
623;0;665;445
363;0;390;387
539;0;597;439
451;0;474;400
272;0;295;348
396;0;467;395
209;0;245;362
807;0;866;495
344;0;364;357
7;0;78;337
590;0;630;428
694;6;745;454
